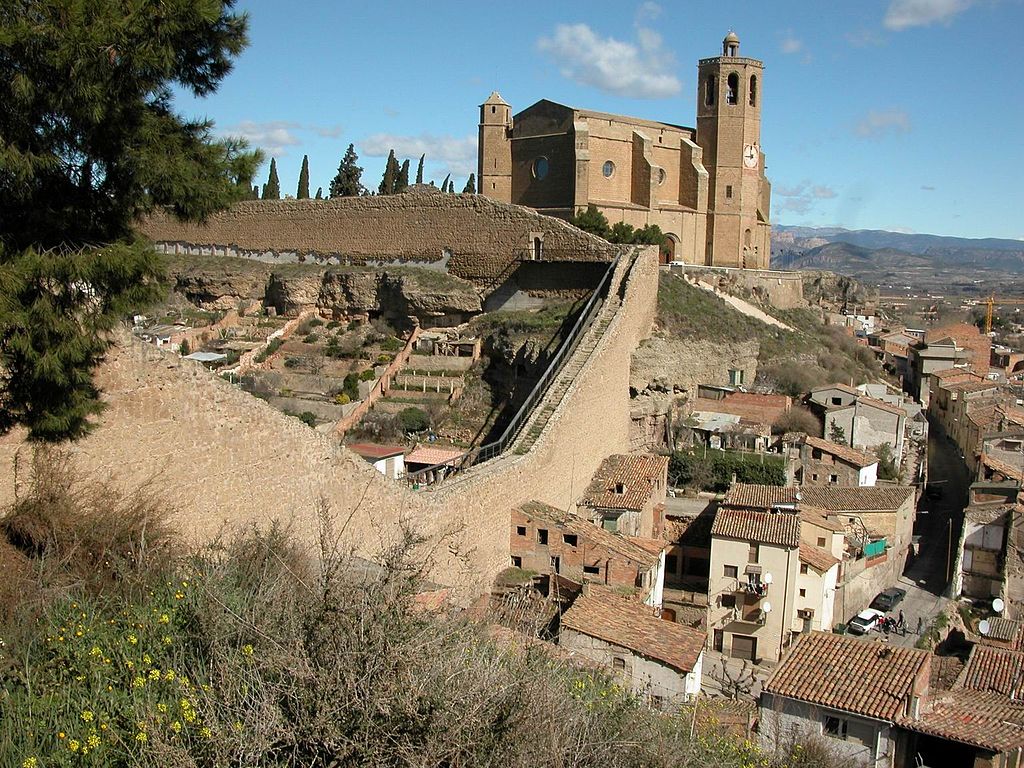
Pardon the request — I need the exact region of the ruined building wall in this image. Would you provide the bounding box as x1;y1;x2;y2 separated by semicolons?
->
139;192;618;283
0;251;659;599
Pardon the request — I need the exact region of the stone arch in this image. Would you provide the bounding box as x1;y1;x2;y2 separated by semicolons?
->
727;72;739;105
663;233;680;264
749;74;757;106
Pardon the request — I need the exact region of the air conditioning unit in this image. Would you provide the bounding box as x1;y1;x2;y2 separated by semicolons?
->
798;608;815;620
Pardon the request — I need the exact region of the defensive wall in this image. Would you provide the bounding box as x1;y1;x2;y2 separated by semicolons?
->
139;190;619;284
0;249;659;600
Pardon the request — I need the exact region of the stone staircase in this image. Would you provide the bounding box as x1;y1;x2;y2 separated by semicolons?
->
509;253;633;455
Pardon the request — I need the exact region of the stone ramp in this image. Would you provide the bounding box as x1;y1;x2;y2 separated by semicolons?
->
690;277;793;331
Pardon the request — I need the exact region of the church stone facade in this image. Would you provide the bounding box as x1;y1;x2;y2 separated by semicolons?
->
478;32;771;269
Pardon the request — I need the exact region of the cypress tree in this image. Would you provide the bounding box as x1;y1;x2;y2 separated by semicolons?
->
415;154;425;184
264;158;281;200
0;0;260;441
378;150;399;195
315;187;323;199
330;144;365;197
297;154;310;199
396;159;410;193
462;174;476;194
440;173;450;194
251;185;260;200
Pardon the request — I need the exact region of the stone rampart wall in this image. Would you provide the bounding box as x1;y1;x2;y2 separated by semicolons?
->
139;191;618;284
678;265;805;310
0;250;658;600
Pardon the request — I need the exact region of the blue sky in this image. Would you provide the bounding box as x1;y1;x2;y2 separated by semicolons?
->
174;0;1024;240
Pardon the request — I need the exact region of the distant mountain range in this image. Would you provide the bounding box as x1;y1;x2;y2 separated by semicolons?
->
772;225;1024;275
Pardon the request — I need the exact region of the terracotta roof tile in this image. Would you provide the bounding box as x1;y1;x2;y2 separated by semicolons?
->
405;446;465;466
560;586;705;673
710;508;801;548
763;632;929;721
931;367;981;382
799;505;846;533
857;396;906;417
346;442;406;459
953;380;1001;395
901;690;1024;752
811;383;860;396
982;453;1024;481
804;436;878;468
961;645;1024;698
799;542;840;572
999;405;1024;428
724;484;914;513
579;454;668;513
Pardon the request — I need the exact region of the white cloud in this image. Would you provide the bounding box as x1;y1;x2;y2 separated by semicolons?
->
854;108;912;138
313;124;345;139
362;133;478;177
884;0;974;30
776;182;838;215
224;120;301;156
845;29;886;47
780;32;803;54
636;1;662;23
537;22;681;98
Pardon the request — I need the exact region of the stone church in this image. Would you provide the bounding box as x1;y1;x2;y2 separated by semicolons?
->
478;32;771;269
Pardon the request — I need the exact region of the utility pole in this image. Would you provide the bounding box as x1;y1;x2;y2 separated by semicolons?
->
946;518;953;585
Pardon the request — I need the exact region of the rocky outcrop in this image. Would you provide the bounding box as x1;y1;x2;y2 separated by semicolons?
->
801;270;879;312
165;255;481;325
630;336;759;400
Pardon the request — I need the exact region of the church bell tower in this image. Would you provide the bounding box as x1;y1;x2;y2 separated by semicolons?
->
478;92;513;203
697;32;770;269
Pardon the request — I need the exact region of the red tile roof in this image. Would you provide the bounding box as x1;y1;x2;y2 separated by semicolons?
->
799;542;840;572
954;380;1000;395
901;690;1024;752
857;396;906;417
710;508;801;548
799;505;846;533
405;445;465;467
692;392;791;426
931;367;980;382
724;484;914;513
960;645;1024;698
999;405;1024;428
763;632;929;721
346;442;406;460
560;586;705;673
804;436;878;469
982;453;1023;481
811;383;860;396
579;454;668;513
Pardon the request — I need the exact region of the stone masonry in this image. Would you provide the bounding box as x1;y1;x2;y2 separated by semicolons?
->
0;249;659;601
139;190;619;284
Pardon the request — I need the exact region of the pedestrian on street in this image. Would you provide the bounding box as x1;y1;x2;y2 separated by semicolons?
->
898;610;905;629
917;616;923;634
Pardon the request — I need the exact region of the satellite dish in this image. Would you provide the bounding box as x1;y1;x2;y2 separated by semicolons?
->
763;601;773;613
980;619;991;636
763;572;774;584
994;598;1005;614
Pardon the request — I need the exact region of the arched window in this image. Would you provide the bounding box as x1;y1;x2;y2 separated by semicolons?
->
744;228;752;248
532;157;549;180
749;75;757;106
705;75;716;106
726;73;739;105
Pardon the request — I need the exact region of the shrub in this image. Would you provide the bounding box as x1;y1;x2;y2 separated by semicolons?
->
359;368;376;382
254;337;283;364
398;407;430;433
377;353;393;365
283;357;301;368
380;336;404;352
333;393;351;405
308;318;323;328
342;373;360;401
297;411;317;427
772;406;820;435
327;320;340;330
302;333;319;344
669;450;785;491
179;338;190;356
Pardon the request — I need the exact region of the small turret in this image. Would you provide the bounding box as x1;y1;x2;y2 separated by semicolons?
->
723;31;740;57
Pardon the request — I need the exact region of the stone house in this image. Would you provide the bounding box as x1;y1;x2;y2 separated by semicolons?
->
510;501;666;608
577;453;669;539
478;33;771;268
559;585;705;708
796;435;879;487
918;366;983;414
760;632;931;768
707;498;844;663
686;390;791;454
908;323;992;405
952;483;1020;603
821;396;907;467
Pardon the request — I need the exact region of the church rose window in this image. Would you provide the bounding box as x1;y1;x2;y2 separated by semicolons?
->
657;168;666;185
602;160;615;178
532;157;549;180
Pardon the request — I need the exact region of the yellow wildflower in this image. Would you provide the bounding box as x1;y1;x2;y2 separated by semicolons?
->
81;710;94;722
135;732;147;743
157;703;168;713
233;721;243;732
148;669;160;680
200;727;212;739
164;670;176;682
143;654;152;664
127;634;138;645
170;721;182;734
132;676;146;689
89;646;102;657
22;758;38;768
58;732;66;740
162;636;172;645
157;613;170;625
75;630;83;637
174;591;184;600
125;660;134;670
242;644;254;657
68;739;80;753
100;723;108;732
183;710;197;724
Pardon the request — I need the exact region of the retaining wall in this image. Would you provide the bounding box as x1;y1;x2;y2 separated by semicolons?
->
0;250;659;600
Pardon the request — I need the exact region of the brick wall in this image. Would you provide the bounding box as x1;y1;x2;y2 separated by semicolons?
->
138;190;618;283
0;250;659;602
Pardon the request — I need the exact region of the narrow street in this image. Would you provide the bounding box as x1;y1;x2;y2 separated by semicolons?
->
887;419;970;647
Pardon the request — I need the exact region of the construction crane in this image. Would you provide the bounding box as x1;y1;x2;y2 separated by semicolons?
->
984;296;1024;333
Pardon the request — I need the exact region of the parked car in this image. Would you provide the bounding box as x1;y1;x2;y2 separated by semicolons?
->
925;484;943;500
848;608;886;635
871;587;907;612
